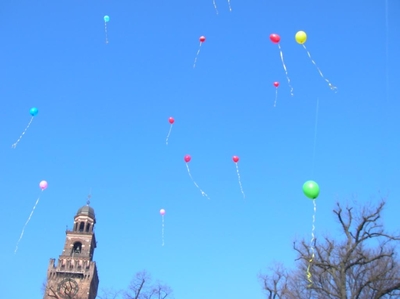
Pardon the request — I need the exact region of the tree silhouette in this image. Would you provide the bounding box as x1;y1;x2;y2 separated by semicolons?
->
43;280;80;299
259;199;400;299
97;270;173;299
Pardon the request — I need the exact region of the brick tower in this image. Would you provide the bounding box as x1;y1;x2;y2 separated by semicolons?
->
43;202;99;299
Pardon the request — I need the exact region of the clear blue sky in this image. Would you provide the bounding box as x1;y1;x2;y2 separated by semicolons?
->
1;0;399;298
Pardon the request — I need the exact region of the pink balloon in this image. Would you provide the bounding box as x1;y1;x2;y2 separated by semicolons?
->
232;156;239;163
160;209;166;215
273;81;279;87
184;155;191;163
199;36;206;43
169;117;174;124
39;180;48;190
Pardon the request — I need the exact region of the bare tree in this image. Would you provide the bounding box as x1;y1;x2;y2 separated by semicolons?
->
124;271;173;299
260;199;400;299
95;270;173;299
42;281;79;299
42;282;61;299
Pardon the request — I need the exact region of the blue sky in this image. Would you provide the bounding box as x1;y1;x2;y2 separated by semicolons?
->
1;0;399;298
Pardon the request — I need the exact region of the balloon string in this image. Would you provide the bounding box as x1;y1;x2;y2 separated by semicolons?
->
235;163;245;199
104;22;109;44
165;124;173;145
311;98;319;178
302;44;336;92
161;215;165;246
12;116;34;149
227;0;232;11
274;88;278;107
186;163;210;199
213;0;219;14
277;44;294;96
193;43;202;68
306;200;317;287
14;190;43;254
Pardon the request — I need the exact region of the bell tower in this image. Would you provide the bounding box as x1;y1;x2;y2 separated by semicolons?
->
43;200;99;299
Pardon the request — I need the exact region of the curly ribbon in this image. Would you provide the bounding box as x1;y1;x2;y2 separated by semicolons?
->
213;0;218;14
302;44;336;92
161;215;165;246
278;43;294;96
104;21;109;44
186;163;210;199
11;116;34;148
14;190;44;253
274;87;278;107
307;199;317;287
193;42;203;68
212;0;231;13
235;162;245;199
165;124;173;145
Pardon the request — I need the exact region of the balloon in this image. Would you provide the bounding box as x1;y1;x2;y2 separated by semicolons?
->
160;209;165;216
270;34;280;44
39;180;48;190
295;31;307;44
199;36;206;43
169;117;174;124
30;107;38;117
104;15;110;22
273;82;279;87
232;156;239;163
303;180;319;199
184;155;191;163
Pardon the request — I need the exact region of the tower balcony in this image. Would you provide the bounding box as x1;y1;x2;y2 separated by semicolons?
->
47;258;97;279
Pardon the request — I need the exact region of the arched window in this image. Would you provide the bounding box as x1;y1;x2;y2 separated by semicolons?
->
74;222;78;231
86;224;91;232
71;242;82;256
79;222;84;232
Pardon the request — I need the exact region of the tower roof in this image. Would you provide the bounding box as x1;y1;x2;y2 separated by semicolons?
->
75;204;96;220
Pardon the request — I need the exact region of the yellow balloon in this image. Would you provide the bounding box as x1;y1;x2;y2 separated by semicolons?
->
295;31;307;44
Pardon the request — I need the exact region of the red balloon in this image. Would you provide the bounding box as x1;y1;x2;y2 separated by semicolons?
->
169;117;174;124
199;36;206;43
232;156;239;163
273;82;279;87
270;34;280;44
184;155;191;163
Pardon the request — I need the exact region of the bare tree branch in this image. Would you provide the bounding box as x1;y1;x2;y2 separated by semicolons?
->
260;199;400;299
123;270;173;299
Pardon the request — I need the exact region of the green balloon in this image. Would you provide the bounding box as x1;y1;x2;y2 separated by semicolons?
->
303;180;320;200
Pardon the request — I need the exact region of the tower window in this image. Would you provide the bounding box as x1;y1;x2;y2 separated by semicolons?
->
79;222;85;232
71;242;82;256
86;224;91;232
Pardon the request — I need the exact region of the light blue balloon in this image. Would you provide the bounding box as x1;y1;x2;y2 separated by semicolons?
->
104;15;110;22
30;107;38;117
